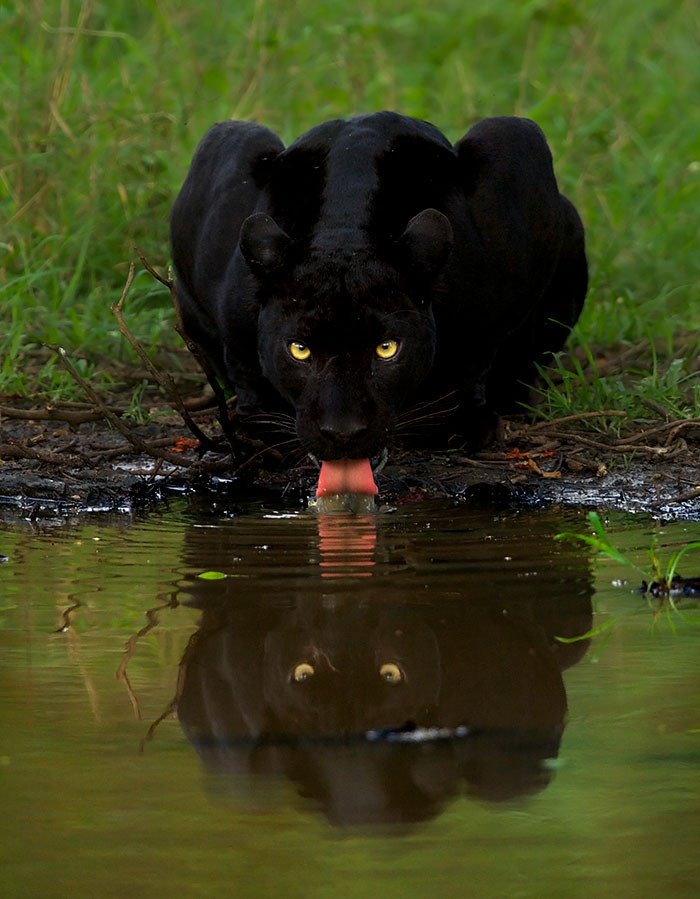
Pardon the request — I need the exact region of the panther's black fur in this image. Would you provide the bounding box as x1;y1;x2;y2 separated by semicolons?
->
171;112;586;460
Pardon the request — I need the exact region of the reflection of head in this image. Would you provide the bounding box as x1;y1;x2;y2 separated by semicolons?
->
177;576;592;826
261;603;441;734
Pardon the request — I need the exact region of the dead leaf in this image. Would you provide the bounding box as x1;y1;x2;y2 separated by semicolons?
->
172;437;199;453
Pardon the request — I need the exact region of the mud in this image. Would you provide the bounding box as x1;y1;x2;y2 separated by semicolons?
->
1;398;699;522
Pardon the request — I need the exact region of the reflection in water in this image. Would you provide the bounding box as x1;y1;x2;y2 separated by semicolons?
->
117;594;179;720
317;514;377;577
140;506;594;827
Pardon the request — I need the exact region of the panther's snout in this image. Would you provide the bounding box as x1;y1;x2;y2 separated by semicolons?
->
300;359;387;464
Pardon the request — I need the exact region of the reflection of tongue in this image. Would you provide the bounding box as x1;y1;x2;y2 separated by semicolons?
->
316;458;378;497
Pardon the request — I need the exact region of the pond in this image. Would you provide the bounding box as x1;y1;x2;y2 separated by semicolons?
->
1;497;699;897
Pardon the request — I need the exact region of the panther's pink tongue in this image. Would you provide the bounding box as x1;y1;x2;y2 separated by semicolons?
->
316;458;378;497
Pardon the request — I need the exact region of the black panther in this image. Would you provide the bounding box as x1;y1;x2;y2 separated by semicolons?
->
170;112;586;494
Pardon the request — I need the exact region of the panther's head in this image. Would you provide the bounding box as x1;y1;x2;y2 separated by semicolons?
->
240;208;453;493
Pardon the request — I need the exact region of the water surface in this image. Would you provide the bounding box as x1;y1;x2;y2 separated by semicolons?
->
1;499;698;897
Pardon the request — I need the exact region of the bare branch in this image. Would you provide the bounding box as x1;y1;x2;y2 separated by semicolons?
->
113;261;219;450
49;344;196;468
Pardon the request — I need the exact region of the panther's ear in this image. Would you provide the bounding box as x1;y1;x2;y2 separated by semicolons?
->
397;208;453;280
239;213;291;274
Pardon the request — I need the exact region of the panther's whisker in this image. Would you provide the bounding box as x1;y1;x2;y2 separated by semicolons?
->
240;415;297;435
398;390;460;418
242;413;296;427
248;422;297;434
397;404;461;429
395;428;444;440
234;437;300;475
286;448;313;468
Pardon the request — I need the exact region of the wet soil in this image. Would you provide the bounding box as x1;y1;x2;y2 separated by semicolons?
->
1;387;699;521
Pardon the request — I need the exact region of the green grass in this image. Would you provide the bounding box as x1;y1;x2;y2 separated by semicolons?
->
555;511;700;639
2;0;699;414
532;330;700;431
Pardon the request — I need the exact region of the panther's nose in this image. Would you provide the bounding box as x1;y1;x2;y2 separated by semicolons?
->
319;420;368;443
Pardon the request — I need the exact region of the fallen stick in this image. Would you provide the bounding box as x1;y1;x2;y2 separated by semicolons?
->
0;440;82;465
0;404;105;424
93;436;184;461
50;345;196;468
638;397;672;420
653;486;700;507
113;260;219;451
522;410;627;433
544;430;685;456
134;248;241;458
614;418;700;446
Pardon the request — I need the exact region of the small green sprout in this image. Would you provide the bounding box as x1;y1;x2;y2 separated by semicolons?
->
555;511;700;640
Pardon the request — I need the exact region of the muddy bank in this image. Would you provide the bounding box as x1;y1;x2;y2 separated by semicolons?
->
1;398;699;522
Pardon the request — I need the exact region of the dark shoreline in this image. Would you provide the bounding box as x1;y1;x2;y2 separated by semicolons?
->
1;446;698;523
2;392;699;522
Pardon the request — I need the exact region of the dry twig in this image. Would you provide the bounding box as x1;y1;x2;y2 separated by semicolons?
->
135;248;241;457
50;345;196;468
112;260;219;451
0;404;104;424
522;409;627;433
0;440;82;465
544;430;685;456
654;486;700;507
613;418;700;446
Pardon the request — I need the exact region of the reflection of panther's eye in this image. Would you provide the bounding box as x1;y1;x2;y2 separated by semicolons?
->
376;339;399;360
292;662;315;682
289;341;311;361
379;662;403;684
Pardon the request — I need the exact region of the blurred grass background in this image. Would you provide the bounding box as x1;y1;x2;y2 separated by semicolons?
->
1;0;699;420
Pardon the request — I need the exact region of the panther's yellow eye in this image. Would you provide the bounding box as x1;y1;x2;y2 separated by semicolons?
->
376;339;399;360
379;662;403;684
289;341;311;361
292;662;315;682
